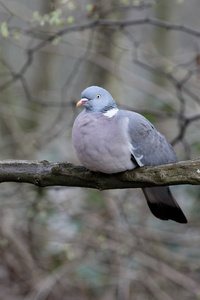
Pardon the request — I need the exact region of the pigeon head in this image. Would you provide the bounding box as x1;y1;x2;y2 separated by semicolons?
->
76;86;117;113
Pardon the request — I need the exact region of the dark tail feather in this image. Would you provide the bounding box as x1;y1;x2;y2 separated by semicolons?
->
142;187;187;223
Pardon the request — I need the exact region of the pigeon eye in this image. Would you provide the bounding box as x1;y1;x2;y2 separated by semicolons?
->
97;94;101;99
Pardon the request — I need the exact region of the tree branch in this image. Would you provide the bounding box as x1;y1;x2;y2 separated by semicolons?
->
2;16;200;94
0;159;200;190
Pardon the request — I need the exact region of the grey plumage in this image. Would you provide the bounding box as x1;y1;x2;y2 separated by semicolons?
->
72;86;187;223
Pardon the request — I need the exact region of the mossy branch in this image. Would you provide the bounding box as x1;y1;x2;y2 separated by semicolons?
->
0;159;200;190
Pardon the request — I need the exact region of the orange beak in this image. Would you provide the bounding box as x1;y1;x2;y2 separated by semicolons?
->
76;98;88;107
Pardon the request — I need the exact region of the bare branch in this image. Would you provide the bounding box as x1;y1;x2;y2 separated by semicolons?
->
0;159;200;189
2;15;200;98
26;17;200;54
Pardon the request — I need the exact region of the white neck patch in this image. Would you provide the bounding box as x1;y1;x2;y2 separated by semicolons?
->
103;108;119;118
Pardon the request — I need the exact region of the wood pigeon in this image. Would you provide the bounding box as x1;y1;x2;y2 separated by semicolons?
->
72;86;187;223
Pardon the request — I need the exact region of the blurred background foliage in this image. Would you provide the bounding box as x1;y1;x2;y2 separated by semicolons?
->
0;0;200;299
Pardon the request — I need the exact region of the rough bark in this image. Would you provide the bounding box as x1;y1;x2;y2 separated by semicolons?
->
0;159;200;190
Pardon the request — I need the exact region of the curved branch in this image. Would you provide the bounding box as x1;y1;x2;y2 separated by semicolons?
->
0;159;200;190
2;17;200;93
27;17;200;54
